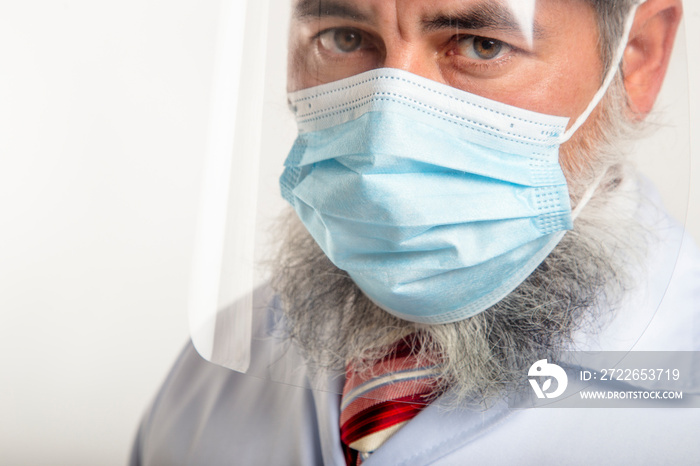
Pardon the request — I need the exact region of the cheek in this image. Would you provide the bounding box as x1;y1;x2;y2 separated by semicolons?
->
531;74;599;120
539;50;605;121
521;0;605;120
287;35;303;92
480;54;603;121
288;29;328;92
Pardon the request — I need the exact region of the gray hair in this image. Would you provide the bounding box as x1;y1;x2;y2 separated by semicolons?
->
586;0;639;74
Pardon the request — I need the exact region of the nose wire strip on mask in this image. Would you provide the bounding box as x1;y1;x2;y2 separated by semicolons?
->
559;0;645;143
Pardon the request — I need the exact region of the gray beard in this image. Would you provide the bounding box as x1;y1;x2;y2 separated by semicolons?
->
270;79;648;406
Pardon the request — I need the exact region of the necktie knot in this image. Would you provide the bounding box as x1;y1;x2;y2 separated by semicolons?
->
339;334;443;465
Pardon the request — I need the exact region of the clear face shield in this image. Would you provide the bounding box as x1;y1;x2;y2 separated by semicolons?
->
188;0;692;399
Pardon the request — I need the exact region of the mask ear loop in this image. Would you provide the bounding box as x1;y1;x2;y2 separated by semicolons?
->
564;0;647;220
559;0;646;144
571;170;607;221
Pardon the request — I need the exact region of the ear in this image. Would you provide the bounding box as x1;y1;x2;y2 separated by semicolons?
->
622;0;683;117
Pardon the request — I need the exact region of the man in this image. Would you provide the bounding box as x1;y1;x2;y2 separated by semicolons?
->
132;0;700;464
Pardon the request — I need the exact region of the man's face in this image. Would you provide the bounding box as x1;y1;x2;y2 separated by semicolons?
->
274;0;682;404
289;0;603;126
277;0;658;404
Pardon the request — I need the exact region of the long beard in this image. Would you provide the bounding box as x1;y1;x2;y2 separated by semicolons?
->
270;77;648;406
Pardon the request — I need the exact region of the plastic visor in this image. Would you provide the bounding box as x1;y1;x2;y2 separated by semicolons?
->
188;0;692;396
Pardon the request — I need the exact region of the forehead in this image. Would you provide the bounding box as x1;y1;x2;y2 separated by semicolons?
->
292;0;590;43
293;0;562;25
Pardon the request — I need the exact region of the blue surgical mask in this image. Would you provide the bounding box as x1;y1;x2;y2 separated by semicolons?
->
279;66;610;323
280;68;572;323
276;0;645;325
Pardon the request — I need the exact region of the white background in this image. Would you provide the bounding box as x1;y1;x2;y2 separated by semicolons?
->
0;1;698;464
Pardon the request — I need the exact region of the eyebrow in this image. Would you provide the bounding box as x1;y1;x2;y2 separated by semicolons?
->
294;0;371;22
422;2;543;39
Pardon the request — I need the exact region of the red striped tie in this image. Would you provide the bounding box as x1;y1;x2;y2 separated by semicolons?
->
339;335;443;465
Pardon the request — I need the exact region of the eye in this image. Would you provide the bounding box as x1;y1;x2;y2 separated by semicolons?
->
317;28;366;54
455;35;511;60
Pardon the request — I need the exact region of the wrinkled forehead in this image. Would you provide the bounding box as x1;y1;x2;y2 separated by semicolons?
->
291;0;574;42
